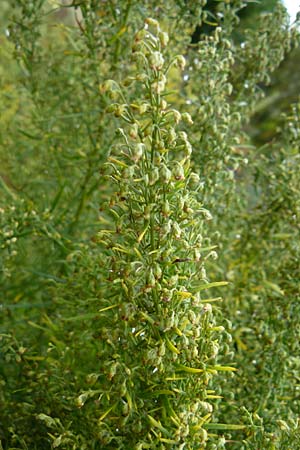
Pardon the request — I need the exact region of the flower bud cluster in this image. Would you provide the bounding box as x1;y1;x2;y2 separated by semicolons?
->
97;19;228;448
0;198;41;279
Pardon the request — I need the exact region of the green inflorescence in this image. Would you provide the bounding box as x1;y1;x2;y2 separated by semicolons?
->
0;1;300;449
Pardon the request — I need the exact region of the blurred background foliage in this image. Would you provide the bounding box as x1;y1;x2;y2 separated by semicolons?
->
0;0;300;449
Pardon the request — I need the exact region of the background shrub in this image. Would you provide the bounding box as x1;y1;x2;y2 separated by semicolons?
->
0;1;299;449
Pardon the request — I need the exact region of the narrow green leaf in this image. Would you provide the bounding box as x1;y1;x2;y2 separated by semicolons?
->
204;423;246;431
192;281;229;291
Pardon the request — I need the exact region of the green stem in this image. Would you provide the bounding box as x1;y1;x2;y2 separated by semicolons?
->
0;176;17;200
69;122;100;234
113;0;132;68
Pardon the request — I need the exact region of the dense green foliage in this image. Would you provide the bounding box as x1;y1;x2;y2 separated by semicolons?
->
0;1;299;449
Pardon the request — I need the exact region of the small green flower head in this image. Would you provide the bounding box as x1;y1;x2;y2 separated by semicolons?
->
189;172;200;188
149;51;165;70
114;104;127;117
100;79;120;99
182;112;194;125
123;166;135;179
134;29;147;42
175;55;186;70
129;123;139;139
159;31;169;47
131;143;145;162
160;164;172;183
138;103;149;115
162;200;171;216
145;17;160;30
173;163;185;180
172;109;182;124
197;428;208;444
152;74;166;94
99;79;115;93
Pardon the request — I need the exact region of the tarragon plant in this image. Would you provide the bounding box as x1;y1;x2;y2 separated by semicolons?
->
94;19;235;449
